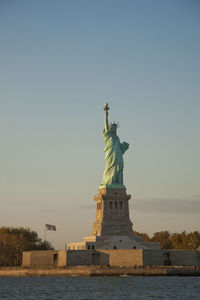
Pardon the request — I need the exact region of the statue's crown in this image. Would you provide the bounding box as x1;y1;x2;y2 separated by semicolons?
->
109;121;119;128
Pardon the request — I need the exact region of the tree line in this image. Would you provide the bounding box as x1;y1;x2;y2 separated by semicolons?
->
134;230;200;250
0;227;53;266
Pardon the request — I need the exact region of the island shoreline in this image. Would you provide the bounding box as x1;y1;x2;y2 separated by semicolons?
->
0;267;200;277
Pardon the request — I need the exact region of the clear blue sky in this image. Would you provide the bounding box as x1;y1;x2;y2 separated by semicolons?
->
1;0;200;249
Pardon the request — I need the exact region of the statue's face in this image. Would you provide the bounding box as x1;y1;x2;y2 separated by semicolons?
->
109;125;117;134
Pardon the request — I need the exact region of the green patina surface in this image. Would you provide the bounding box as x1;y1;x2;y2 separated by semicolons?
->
100;103;129;189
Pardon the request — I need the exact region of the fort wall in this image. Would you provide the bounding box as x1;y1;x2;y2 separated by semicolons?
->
22;250;58;267
22;249;200;268
98;249;143;266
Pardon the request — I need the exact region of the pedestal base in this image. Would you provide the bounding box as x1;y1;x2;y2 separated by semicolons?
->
92;188;133;237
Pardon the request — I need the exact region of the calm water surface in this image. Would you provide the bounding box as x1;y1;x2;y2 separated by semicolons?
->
0;276;200;299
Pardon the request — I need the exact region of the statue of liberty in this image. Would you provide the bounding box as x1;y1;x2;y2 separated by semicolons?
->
101;103;129;188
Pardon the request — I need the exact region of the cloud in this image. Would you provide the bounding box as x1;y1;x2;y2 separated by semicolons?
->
131;198;200;214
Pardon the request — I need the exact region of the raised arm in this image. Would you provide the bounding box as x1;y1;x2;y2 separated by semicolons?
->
104;103;109;131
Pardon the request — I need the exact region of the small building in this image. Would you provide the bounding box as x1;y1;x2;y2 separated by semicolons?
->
67;235;160;251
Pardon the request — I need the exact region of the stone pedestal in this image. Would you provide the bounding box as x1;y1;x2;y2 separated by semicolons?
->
92;188;133;237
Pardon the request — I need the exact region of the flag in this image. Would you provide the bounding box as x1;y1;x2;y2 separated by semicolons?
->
45;224;56;231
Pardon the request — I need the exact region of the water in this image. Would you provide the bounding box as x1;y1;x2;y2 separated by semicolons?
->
0;276;199;299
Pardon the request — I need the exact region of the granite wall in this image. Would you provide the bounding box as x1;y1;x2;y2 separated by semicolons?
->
22;249;200;267
22;250;58;267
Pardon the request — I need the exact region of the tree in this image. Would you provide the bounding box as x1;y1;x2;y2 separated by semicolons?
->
133;231;151;242
151;231;172;249
133;230;200;250
185;231;200;250
0;227;54;266
170;232;183;249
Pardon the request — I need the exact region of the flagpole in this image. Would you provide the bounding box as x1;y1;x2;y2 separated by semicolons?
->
44;224;46;242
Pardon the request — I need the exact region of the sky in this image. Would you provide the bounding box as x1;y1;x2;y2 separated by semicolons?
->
0;0;200;249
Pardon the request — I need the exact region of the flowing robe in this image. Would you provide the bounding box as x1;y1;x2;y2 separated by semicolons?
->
101;128;129;186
